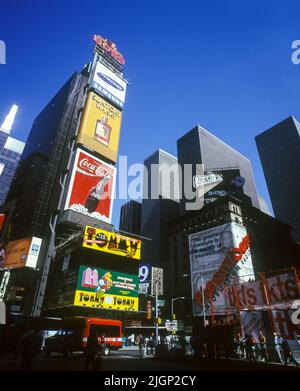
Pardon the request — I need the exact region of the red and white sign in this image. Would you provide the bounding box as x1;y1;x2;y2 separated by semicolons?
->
64;148;116;223
93;35;125;65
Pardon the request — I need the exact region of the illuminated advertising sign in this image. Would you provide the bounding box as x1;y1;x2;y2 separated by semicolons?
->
227;271;300;311
76;92;122;163
0;237;42;270
139;264;150;294
189;222;254;316
192;168;245;205
64;148;116;224
74;265;139;311
0;214;6;232
93;35;125;65
91;61;127;109
83;226;141;260
151;267;163;296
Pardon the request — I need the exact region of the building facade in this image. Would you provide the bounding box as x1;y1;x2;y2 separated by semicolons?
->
167;195;300;319
256;116;300;242
177;125;260;211
140;149;180;266
0;35;133;319
0;106;25;206
119;200;141;235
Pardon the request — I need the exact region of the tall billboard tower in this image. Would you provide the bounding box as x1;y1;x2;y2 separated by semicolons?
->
32;35;129;316
60;35;128;228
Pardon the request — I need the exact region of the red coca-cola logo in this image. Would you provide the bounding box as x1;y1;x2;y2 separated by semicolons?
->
78;157;107;177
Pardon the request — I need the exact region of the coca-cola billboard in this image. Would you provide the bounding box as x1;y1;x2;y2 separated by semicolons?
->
64;148;116;223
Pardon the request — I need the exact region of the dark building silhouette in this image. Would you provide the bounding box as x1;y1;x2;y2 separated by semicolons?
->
1;69;89;315
0;107;25;206
119;200;141;235
140;149;180;266
256;116;300;242
177;125;260;211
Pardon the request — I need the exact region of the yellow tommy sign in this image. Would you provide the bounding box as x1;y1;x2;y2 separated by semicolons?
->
82;226;141;260
73;265;139;311
74;291;138;311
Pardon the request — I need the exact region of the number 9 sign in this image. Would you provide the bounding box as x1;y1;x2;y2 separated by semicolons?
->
139;264;150;283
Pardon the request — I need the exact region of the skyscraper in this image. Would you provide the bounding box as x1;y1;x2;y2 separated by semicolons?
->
119;200;141;235
1;35;129;316
256;116;300;242
7;72;86;240
0;105;25;206
177;125;260;210
0;72;86;315
140;149;180;265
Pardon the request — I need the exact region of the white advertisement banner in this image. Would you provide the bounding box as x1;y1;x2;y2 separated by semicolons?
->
26;237;42;268
91;61;127;109
151;267;163;296
189;222;254;316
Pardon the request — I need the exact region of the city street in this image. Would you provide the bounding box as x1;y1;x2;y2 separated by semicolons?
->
1;3;300;385
0;347;299;372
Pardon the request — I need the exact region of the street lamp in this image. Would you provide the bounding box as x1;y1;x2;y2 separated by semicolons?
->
171;296;185;319
182;273;206;327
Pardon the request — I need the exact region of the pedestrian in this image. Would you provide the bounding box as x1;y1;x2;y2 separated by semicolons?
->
135;333;145;358
233;334;240;358
245;334;256;361
273;332;284;364
100;333;106;355
147;333;155;355
179;335;187;356
281;338;299;367
258;330;268;361
238;333;245;359
85;330;100;371
15;329;43;371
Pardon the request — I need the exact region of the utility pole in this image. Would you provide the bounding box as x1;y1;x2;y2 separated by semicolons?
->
201;274;206;327
155;279;158;345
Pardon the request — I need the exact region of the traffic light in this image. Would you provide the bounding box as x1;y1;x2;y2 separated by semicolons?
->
146;300;152;320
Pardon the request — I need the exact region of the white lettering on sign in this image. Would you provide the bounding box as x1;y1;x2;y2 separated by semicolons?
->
291;306;300;325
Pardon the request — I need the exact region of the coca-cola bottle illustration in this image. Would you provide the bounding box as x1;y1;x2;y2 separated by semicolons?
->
84;173;111;213
94;116;111;146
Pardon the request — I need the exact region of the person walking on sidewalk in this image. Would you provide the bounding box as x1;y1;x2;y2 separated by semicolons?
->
136;334;145;359
282;338;299;367
85;330;100;371
147;333;155;355
258;330;268;361
273;332;284;364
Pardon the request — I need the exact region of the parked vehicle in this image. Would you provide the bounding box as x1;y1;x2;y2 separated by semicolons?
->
44;317;122;357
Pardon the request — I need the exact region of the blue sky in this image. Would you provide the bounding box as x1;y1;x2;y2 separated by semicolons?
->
1;0;300;228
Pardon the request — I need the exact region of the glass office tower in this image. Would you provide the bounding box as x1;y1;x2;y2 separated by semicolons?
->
256;116;300;242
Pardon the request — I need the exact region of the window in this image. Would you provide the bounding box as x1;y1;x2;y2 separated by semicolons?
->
90;325;120;337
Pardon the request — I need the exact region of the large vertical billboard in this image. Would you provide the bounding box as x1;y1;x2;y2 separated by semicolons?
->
64;148;116;223
0;237;42;270
76;92;122;163
74;265;139;311
189;222;254;316
91;61;127;109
